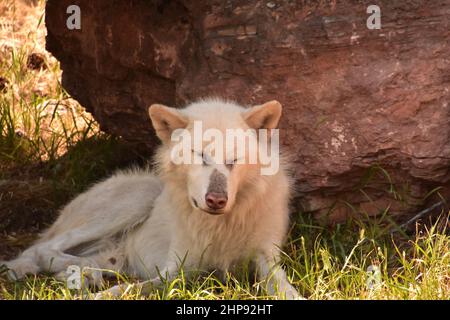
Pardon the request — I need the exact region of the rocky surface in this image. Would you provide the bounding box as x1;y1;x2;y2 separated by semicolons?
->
45;0;450;221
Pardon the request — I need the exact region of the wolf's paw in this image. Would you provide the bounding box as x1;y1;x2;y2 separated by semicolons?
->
1;258;39;280
281;286;305;300
81;265;104;288
0;261;8;276
93;283;130;300
55;263;104;289
269;281;305;300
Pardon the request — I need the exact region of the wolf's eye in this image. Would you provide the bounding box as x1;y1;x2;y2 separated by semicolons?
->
193;150;208;165
226;159;238;170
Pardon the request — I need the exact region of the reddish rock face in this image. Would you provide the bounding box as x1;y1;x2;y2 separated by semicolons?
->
45;0;450;221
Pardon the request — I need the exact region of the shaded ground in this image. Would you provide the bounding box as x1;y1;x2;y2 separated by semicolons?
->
0;136;146;261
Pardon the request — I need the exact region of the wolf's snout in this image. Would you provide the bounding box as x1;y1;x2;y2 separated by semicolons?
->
205;192;228;210
205;169;228;211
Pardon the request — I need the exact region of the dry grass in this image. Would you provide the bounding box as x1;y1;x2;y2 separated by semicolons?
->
0;0;100;163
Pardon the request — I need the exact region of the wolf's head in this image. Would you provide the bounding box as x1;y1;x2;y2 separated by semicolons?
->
148;99;282;216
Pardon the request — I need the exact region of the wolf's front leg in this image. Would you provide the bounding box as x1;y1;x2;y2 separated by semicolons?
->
255;253;303;300
94;261;180;300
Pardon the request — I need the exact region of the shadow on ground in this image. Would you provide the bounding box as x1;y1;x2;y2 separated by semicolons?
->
0;135;150;260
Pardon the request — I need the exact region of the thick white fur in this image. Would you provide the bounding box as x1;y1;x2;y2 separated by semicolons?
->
1;98;300;299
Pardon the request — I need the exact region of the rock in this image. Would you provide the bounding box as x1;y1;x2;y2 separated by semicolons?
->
44;0;450;221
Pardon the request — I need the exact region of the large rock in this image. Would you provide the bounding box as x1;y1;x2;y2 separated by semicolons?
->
45;0;450;221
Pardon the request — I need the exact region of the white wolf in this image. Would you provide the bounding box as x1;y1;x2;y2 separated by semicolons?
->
1;98;300;299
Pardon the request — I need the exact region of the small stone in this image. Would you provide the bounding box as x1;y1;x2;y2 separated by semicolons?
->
15;130;25;138
0;77;8;92
26;53;46;70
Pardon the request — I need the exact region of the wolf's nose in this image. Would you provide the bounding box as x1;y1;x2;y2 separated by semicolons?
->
205;192;228;210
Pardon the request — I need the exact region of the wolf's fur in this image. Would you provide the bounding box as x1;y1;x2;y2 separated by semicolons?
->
1;98;300;299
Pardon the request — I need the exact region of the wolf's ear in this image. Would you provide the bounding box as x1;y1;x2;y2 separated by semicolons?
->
243;100;282;129
148;104;188;142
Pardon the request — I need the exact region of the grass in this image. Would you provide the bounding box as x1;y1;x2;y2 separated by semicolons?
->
0;213;449;300
0;0;449;300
